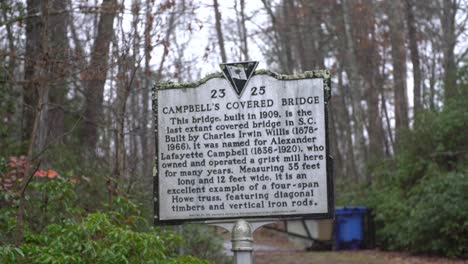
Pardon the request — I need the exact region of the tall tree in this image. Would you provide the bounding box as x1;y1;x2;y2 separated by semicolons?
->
439;0;458;102
260;0;288;71
81;0;118;152
340;0;367;181
388;0;409;145
280;1;294;73
141;0;153;181
234;0;249;61
113;45;132;196
261;0;296;73
46;0;69;145
22;0;52;156
336;68;359;182
405;0;422;114
356;1;385;167
156;5;176;81
213;0;227;62
300;0;326;70
23;0;43;142
34;0;50;154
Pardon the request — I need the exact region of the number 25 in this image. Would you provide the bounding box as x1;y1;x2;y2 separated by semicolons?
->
251;86;265;96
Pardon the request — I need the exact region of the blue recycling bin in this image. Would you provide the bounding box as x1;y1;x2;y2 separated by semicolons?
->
334;206;367;250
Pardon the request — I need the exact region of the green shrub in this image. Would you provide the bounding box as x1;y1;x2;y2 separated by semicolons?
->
338;95;468;258
1;211;211;263
0;169;213;263
404;169;468;257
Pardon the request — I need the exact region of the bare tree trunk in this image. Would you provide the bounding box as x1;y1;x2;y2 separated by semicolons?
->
296;1;309;71
405;0;422;114
440;0;458;102
34;0;50;155
238;0;249;61
379;46;395;154
287;0;306;71
281;0;294;74
114;62;130;191
23;0;43;141
337;69;359;182
389;0;409;146
240;0;248;60
341;0;367;182
234;0;249;61
234;0;243;61
156;8;176;80
141;0;153;181
128;89;138;193
82;0;117;152
260;0;288;71
301;0;325;70
112;0;142;194
46;0;69;145
213;0;227;62
357;1;384;183
128;0;141;192
16;0;50;246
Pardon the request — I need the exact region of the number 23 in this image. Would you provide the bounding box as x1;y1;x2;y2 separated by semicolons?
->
211;89;225;98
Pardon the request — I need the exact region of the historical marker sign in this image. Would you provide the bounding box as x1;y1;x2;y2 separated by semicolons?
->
153;66;333;224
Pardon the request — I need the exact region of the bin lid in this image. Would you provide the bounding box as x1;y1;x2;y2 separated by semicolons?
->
335;206;367;214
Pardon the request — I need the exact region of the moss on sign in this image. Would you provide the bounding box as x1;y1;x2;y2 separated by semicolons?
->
154;69;331;101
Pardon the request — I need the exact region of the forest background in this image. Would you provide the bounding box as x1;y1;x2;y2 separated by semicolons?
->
0;0;467;262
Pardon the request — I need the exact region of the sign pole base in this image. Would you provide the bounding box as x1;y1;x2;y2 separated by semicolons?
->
232;219;253;264
208;219;275;264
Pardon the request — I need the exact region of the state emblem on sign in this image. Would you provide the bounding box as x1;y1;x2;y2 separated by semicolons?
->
220;61;259;97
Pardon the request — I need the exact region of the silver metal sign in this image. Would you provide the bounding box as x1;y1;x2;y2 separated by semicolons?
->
153;70;333;224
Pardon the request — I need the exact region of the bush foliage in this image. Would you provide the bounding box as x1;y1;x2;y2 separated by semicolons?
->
337;96;468;258
0;173;217;263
